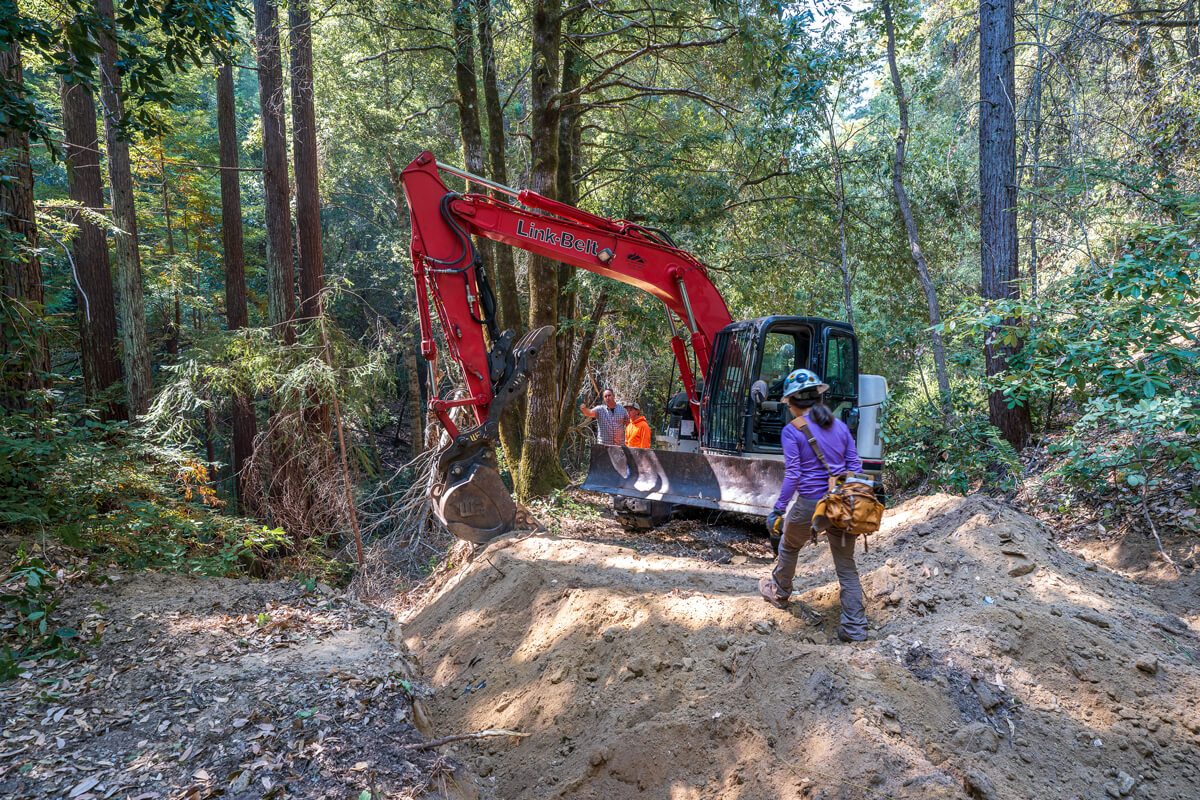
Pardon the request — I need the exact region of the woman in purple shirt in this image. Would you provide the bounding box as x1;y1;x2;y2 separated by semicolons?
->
758;369;868;642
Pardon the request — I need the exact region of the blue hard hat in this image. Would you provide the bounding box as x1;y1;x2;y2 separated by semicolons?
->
782;368;829;399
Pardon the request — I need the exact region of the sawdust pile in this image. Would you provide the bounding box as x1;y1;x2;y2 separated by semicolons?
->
402;494;1200;800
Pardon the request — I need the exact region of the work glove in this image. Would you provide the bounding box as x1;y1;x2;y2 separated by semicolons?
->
766;509;783;537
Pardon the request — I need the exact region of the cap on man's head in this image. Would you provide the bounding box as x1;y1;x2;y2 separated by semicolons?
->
623;401;641;411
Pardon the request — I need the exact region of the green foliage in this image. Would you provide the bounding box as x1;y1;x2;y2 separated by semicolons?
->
1054;395;1200;492
0;403;286;576
883;373;1020;494
2;0;247;146
1;551;78;679
953;202;1200;496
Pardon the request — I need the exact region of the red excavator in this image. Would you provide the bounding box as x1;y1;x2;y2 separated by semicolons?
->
401;151;887;543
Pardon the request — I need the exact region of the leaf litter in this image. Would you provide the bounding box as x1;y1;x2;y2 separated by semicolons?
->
0;567;471;799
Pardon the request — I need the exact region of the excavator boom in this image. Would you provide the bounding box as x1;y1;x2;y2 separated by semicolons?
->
401;152;733;542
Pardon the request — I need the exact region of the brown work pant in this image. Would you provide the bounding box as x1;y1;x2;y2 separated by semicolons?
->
771;497;869;641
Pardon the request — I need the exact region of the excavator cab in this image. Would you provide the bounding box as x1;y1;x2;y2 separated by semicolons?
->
584;316;886;523
702;316;860;455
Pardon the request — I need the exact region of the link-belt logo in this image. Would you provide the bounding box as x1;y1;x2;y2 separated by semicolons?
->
516;220;601;255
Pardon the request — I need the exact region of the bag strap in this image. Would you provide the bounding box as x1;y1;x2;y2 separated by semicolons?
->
792;417;838;493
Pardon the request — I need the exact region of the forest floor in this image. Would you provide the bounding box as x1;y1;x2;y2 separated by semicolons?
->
0;551;472;800
3;491;1200;799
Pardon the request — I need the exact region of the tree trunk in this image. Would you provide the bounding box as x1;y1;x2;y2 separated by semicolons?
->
217;61;258;510
556;286;609;452
979;0;1031;449
160;150;180;357
476;0;521;339
253;0;296;344
289;0;324;324
61;74;123;418
555;31;582;402
97;0;152;417
384;153;432;457
882;0;950;400
1015;0;1046;302
824;108;854;328
516;0;569;501
450;0;497;339
289;0;331;447
476;0;525;473
0;39;47;408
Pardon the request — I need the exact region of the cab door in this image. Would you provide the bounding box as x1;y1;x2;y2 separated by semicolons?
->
818;326;859;428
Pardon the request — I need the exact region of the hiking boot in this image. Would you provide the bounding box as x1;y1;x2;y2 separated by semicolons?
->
758;577;789;609
837;628;866;644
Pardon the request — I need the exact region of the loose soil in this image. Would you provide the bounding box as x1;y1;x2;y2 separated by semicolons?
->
5;492;1199;799
401;493;1200;799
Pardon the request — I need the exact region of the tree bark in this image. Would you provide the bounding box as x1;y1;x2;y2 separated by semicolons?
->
556;286;609;452
476;0;525;471
555;30;582;402
289;0;324;324
384;152;431;457
450;0;496;339
160;150;180;357
882;0;950;400
824;107;854;328
0;39;47;408
476;0;521;339
217;61;258;510
979;0;1031;449
253;0;296;344
516;0;570;501
61;74;123;418
97;0;152;417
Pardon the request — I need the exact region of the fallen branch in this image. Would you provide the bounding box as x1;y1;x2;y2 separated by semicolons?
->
399;730;531;751
1141;484;1181;577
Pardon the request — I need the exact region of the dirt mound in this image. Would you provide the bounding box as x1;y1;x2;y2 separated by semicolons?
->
402;494;1200;799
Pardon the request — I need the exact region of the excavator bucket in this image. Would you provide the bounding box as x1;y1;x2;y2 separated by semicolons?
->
433;452;537;544
431;326;553;544
581;444;785;518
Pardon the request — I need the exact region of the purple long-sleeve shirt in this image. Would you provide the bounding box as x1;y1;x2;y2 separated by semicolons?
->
775;417;863;510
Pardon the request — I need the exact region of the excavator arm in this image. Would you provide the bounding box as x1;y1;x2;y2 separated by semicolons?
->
400;151;733;542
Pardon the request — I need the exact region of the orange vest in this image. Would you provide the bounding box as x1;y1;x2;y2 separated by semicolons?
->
625;417;652;448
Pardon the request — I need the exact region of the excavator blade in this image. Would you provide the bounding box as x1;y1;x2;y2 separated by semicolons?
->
581;444;785;518
431;325;554;544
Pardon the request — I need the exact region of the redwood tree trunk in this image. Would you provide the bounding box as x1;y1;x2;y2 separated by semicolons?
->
61;74;123;418
516;0;569;500
253;0;296;344
883;0;950;401
289;0;324;323
0;39;47;408
98;0;152;416
980;0;1031;449
450;0;496;338
217;61;258;510
289;0;331;445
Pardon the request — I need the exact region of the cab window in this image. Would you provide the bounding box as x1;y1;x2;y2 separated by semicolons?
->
824;333;856;396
